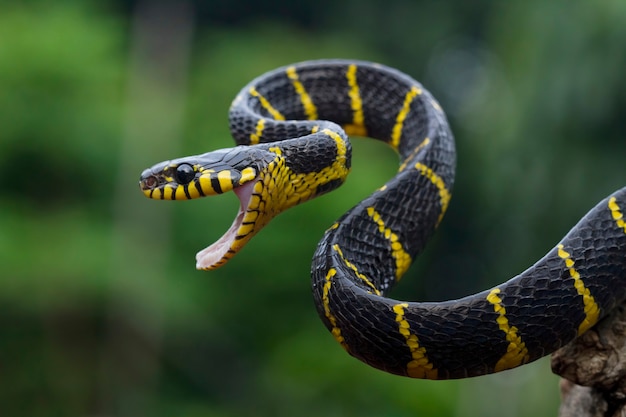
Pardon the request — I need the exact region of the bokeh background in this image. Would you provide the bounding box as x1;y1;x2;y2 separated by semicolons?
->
2;0;626;416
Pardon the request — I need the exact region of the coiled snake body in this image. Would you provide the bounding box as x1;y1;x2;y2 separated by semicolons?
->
139;60;626;379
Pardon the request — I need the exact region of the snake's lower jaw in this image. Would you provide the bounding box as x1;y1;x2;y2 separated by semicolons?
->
195;179;261;270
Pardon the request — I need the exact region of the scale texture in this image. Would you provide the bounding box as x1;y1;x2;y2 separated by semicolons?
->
140;60;626;379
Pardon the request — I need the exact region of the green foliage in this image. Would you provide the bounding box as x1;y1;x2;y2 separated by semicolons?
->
2;0;626;416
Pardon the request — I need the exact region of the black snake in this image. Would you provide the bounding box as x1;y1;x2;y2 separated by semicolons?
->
139;60;626;379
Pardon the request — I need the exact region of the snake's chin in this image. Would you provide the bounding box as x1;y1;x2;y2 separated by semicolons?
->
194;179;257;270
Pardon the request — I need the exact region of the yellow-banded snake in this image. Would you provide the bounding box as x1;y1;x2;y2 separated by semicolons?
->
139;60;626;379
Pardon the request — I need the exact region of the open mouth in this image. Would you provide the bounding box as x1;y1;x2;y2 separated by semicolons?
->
195;179;259;270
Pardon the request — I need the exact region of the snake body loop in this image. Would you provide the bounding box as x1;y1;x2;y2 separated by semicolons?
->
139;60;626;379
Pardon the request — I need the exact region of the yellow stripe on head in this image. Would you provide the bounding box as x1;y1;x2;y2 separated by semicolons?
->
195;170;236;195
239;167;257;184
217;170;234;192
174;185;189;200
185;183;203;199
198;176;217;194
147;188;162;199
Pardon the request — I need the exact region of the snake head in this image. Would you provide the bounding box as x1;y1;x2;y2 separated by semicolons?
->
139;147;263;199
139;130;350;271
139;145;283;270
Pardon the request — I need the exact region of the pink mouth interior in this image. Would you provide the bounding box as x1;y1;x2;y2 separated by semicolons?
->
195;180;257;269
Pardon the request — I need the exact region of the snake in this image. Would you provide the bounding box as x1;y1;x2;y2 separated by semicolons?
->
139;59;626;380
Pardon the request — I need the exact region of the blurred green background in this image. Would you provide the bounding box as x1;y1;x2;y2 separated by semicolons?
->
2;0;625;416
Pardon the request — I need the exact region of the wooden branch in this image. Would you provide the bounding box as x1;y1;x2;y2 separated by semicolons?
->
551;303;626;417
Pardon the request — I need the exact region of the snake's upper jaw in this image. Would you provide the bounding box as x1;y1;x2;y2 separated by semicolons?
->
195;178;261;270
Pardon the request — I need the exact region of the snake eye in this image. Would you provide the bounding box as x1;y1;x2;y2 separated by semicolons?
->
175;164;195;184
